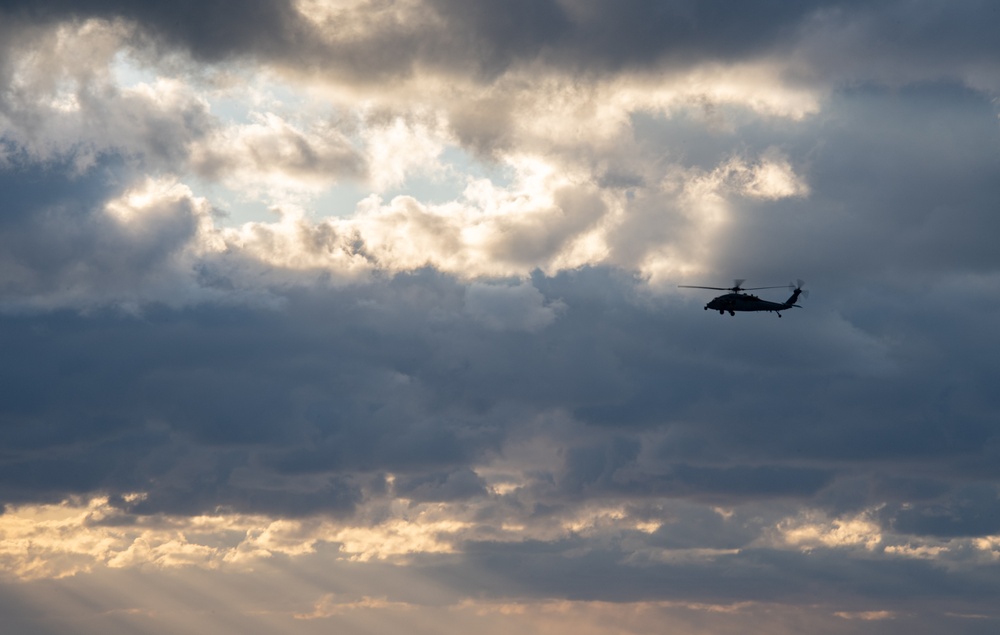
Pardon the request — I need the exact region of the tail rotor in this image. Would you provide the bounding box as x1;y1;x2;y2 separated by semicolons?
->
790;279;809;299
786;279;808;307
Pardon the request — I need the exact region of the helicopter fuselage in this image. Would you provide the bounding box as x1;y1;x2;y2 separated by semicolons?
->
679;280;805;317
705;290;801;317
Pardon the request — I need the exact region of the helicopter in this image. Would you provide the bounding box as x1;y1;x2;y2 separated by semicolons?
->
679;279;807;317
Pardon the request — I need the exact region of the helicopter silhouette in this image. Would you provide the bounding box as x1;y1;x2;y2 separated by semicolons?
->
679;279;807;317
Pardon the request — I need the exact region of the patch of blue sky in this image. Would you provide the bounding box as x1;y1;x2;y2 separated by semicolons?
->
113;51;294;127
224;74;323;124
387;147;512;202
110;50;159;90
188;179;279;225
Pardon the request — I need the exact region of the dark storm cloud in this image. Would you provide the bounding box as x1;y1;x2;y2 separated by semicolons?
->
2;0;996;83
426;0;823;74
0;0;313;62
1;109;998;524
881;484;1000;538
434;538;1000;612
557;435;834;500
393;467;489;502
0;272;501;514
799;1;1000;85
0;259;995;528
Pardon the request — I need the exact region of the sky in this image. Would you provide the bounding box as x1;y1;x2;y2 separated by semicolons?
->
1;1;1000;633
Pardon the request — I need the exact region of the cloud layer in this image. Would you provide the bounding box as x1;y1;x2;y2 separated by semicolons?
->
2;1;1000;633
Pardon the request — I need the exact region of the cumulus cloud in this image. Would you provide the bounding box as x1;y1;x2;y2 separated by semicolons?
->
0;167;217;310
463;281;565;332
190;111;366;193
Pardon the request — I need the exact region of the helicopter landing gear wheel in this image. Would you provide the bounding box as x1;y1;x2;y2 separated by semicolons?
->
728;311;735;316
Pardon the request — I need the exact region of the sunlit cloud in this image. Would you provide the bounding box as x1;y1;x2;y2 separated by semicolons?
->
0;496;471;580
882;543;949;560
1;11;818;289
775;511;883;551
974;536;1000;559
833;610;896;621
363;113;449;191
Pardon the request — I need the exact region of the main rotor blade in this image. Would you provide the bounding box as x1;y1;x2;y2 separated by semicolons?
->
741;285;789;291
678;285;731;290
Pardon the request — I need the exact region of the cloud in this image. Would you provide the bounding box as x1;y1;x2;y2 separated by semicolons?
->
5;1;1000;98
0;159;196;307
881;485;1000;538
2;1;1000;631
392;468;489;502
0;19;215;170
2;260;990;527
0;0;314;62
463;281;564;332
190;112;366;193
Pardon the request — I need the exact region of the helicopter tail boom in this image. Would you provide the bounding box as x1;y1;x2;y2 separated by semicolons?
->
780;280;806;309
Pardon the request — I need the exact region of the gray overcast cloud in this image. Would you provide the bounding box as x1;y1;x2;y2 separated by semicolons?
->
1;1;1000;633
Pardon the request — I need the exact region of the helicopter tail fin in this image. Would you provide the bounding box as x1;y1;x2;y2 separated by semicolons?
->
782;280;806;308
